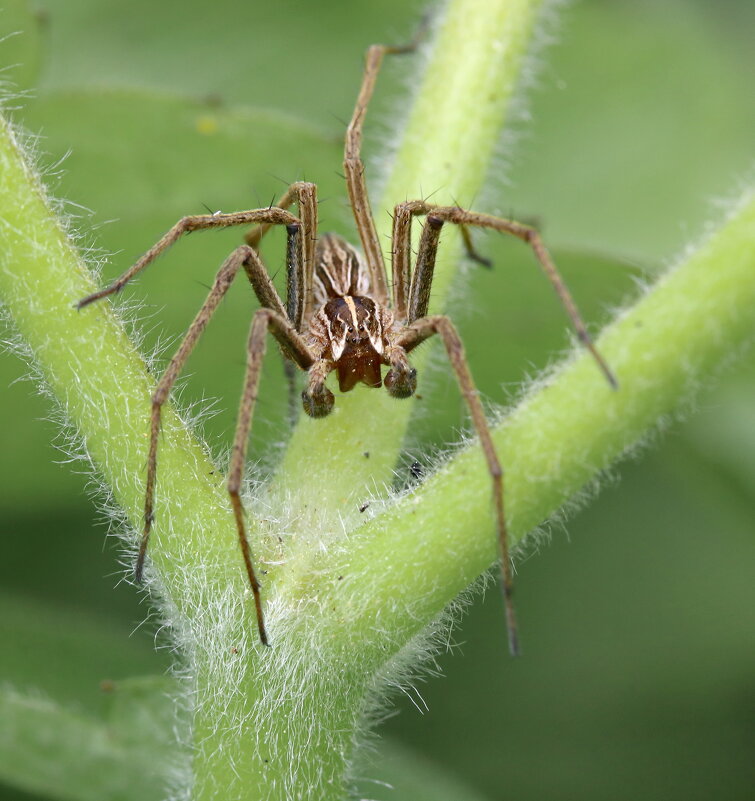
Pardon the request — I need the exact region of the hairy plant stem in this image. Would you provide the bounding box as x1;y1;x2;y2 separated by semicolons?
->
192;2;552;796
337;191;755;642
2;0;754;797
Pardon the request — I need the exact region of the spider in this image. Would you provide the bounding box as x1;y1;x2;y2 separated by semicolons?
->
78;36;616;656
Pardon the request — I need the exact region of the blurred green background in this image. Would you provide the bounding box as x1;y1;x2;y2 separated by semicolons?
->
1;0;753;799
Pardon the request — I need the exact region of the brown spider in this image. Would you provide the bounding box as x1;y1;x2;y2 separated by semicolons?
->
78;37;616;656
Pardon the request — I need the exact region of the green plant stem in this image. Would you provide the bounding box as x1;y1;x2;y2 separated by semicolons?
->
191;3;551;797
0;111;268;794
0;0;549;795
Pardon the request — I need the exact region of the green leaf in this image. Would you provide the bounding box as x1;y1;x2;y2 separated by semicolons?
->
0;677;180;801
0;592;163;712
354;739;494;801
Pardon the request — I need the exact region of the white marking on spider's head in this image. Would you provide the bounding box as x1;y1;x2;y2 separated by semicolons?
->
330;323;348;361
366;310;384;355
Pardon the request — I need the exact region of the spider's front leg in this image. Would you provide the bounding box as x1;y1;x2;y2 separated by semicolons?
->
138;246;254;573
383;201;620;655
244;181;320;424
391;201;492;318
117;233;296;584
76;207;299;308
408;206;618;388
244;181;319;329
136;242;309;647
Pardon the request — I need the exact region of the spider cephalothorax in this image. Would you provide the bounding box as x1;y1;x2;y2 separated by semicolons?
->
312;294;387;389
77;36;615;654
309;234;393;391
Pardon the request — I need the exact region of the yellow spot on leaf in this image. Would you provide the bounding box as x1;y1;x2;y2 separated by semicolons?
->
196;115;219;136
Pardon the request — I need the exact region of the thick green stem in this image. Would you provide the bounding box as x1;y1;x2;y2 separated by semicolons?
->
0;113;265;795
0;117;256;616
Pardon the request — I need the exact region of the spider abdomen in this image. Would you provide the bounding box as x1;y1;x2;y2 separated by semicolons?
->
313;232;371;303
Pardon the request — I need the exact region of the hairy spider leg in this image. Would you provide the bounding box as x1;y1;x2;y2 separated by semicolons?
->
78;212;306;645
344;31;424;305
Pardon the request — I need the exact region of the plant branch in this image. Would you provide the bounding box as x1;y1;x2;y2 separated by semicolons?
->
0;0;552;797
0;116;251;622
332;190;755;643
0;1;552;797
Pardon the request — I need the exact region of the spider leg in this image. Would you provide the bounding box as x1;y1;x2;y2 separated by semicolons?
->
393;316;519;657
228;308;315;646
138;244;258;583
459;225;493;269
243;182;318;425
76;207;299;309
390;200;427;320
282;360;300;426
111;227;304;646
344;33;422;305
391;200;492;320
406;205;618;388
244;181;318;330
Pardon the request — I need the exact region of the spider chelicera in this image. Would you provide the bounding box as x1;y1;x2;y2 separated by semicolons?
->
78;36;616;656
